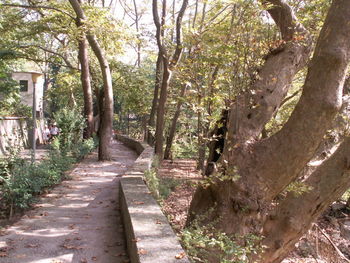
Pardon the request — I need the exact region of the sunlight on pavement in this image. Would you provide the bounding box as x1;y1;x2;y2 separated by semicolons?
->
29;253;74;263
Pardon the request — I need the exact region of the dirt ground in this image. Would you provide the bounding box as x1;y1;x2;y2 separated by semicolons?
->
0;140;137;263
159;159;350;263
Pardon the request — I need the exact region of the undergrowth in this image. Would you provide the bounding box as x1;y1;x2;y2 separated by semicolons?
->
143;160;265;263
182;212;264;263
0;137;96;219
144;166;182;201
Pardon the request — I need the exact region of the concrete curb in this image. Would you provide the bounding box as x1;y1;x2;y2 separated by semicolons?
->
116;134;190;263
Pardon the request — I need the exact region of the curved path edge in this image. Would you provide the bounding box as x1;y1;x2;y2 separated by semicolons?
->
116;134;190;263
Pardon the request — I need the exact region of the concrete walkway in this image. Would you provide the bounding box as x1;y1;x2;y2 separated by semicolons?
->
19;144;50;162
0;140;138;263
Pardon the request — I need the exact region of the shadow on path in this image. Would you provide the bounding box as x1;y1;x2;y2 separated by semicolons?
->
0;140;137;263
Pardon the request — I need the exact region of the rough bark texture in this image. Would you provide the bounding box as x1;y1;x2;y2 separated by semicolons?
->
69;0;113;160
261;138;350;263
78;34;94;139
188;1;350;262
253;0;350;200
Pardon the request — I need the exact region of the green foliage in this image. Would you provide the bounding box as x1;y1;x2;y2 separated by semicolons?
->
284;181;313;197
158;177;182;200
172;135;199;159
112;61;154;137
144;163;182;200
144;168;160;199
46;71;83;111
182;213;263;263
341;189;350;203
71;137;97;160
0;59;31;117
199;166;240;189
0;136;95;218
53;107;85;155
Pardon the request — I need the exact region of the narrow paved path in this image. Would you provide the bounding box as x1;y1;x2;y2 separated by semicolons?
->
0;140;137;263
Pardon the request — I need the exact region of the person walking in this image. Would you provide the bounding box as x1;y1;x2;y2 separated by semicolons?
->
42;125;51;144
50;123;59;140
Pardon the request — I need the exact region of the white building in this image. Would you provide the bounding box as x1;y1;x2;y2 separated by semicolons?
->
11;72;44;117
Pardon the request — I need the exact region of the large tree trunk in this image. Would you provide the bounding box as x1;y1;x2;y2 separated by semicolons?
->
78;34;94;139
188;1;350;262
69;0;114;160
89;35;113;161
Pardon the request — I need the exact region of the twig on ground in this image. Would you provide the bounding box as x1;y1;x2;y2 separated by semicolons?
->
314;224;350;263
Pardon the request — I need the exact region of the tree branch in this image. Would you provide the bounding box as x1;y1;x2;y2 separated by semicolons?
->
169;0;188;69
18;44;77;70
15;54;76;70
224;0;311;148
261;137;350;263
264;0;306;40
1;3;75;19
152;0;168;59
255;0;350;200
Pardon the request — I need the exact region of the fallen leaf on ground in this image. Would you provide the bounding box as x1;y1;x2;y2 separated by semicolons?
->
62;244;77;250
80;258;87;263
0;252;8;257
132;238;141;242
25;243;39;248
138;249;147;255
91;256;97;261
133;201;145;205
175;252;186;259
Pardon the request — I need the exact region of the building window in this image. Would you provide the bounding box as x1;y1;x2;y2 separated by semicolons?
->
19;80;28;92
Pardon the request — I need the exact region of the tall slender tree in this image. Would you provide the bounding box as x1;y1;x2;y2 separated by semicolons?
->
69;0;114;160
77;0;94;139
152;0;188;159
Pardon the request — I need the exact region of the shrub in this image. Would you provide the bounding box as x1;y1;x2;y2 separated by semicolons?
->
0;139;95;218
182;212;263;263
144;168;160;199
53;108;85;155
158;177;182;199
72;137;97;160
